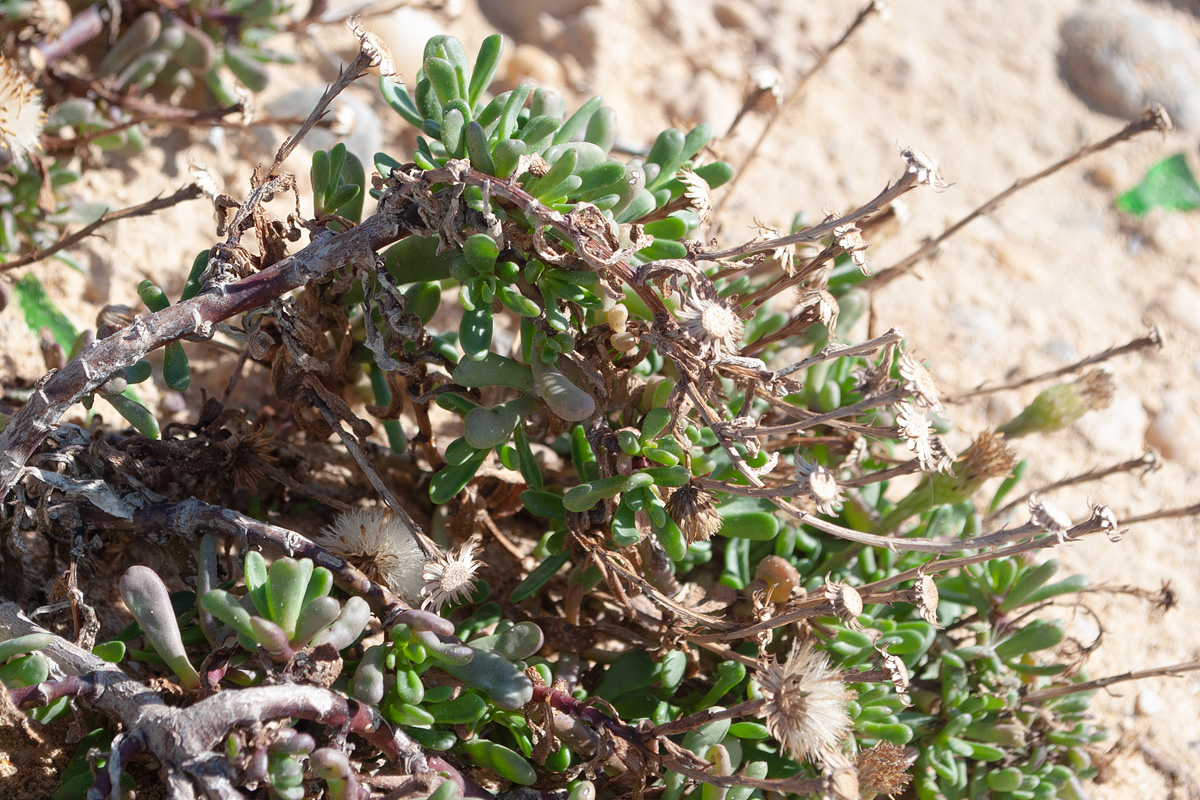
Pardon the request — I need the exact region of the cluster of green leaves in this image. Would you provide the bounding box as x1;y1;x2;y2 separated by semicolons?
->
318;38;1112;797
0;632;65;722
821;557;1100;800
48;2;296;146
354;35;738;511
360;608;543;781
0;160;86;261
89;548;374;799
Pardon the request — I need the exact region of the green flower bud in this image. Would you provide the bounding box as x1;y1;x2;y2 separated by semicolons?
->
998;370;1115;438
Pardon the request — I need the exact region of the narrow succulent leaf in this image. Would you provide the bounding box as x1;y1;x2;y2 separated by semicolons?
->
468;34;503;108
119;566;200;690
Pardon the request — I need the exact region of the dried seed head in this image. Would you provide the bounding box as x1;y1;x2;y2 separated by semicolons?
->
821;579;863;629
676;285;745;356
27;0;72;37
0;56;44;159
749;65;784;109
678;168;712;225
910;574;939;626
756;641;854;764
222;425;277;492
823;748;860;800
957;431;1017;484
1085;503;1122;542
901;146;948;191
314;508;424;603
875;644;912;706
347;16;396;78
666;481;723;543
1076;369;1115;409
1029;494;1072;534
898;351;943;414
796;456;844;516
856;742;914;798
421;540;483;613
833;223;869;274
894;401;937;470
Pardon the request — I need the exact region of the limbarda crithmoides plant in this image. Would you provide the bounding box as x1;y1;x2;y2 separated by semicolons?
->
0;9;1195;800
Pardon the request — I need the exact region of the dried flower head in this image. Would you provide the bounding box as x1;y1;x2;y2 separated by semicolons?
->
833;223;869;274
314;508;424;603
1029;494;1072;534
901;146;948;191
1084;503;1122;542
875;644;912;706
749;65;784;109
1077;368;1115;407
666;481;723;543
876;431;1015;531
0;56;45;159
221;425;277;492
348;16;397;77
898;351;943;414
756;641;854;764
421;539;483;612
797;288;840;334
796;456;844;516
22;0;70;36
894;400;934;467
822;748;860;800
856;741;914;799
957;430;1017;484
910;574;940;626
821;578;863;629
675;284;744;356
677;168;712;225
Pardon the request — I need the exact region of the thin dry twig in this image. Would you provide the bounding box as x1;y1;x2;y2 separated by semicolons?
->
714;1;883;217
862;107;1171;291
1120;501;1200;527
0;191;409;504
0;183;205;272
703;157;923;261
985;452;1159;524
1024;659;1200;703
951;328;1163;402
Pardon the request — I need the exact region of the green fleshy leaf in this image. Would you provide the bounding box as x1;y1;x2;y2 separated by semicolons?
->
14;274;78;349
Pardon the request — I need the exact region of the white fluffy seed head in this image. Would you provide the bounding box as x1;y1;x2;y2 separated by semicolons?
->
757;641;854;765
0;56;44;159
313;508;424;604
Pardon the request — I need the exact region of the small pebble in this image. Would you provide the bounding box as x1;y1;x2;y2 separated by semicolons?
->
1136;688;1166;716
713;0;756;31
1076;390;1148;456
1161;282;1200;336
506;43;565;87
1059;8;1200;131
1089;153;1130;190
1145;390;1200;466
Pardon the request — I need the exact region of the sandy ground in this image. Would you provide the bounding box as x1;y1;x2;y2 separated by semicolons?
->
5;0;1200;795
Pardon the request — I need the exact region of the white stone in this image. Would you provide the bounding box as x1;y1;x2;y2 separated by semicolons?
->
1136;688;1166;716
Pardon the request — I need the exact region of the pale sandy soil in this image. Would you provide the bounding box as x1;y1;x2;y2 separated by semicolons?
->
4;0;1199;795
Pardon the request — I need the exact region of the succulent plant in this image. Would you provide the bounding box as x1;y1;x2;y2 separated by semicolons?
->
0;21;1186;800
